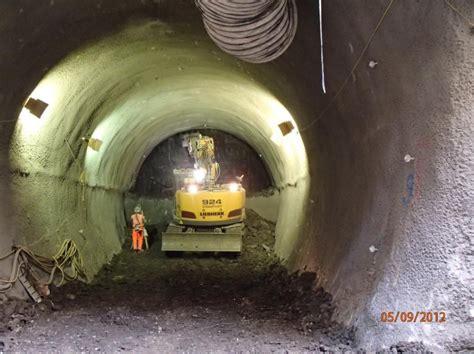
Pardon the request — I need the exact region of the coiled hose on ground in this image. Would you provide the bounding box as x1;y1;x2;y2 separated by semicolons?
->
195;0;298;64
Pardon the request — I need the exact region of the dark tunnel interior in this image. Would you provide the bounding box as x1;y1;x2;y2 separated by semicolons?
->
132;129;273;198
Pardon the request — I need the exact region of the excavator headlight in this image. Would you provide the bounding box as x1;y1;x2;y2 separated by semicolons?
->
228;183;240;192
193;168;207;183
187;184;199;193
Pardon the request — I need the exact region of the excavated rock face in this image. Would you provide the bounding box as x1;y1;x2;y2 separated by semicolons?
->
0;0;472;351
132;130;272;198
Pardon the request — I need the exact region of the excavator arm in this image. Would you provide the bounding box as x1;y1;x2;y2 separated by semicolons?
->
184;133;220;187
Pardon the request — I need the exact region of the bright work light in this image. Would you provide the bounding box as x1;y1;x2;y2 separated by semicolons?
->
193;168;207;183
187;184;199;194
228;183;240;192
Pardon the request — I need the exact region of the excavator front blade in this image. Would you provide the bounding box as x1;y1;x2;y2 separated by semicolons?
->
162;223;242;253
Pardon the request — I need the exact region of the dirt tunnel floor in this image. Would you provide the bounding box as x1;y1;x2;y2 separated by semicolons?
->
1;211;426;352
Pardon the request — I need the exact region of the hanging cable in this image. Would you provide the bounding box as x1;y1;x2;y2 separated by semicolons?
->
444;0;474;27
301;0;395;132
195;0;298;64
319;0;326;94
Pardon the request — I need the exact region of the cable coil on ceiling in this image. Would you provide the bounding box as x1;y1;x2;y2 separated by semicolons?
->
195;0;298;64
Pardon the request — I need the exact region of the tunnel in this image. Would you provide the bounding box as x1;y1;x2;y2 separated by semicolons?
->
0;0;472;351
125;129;278;226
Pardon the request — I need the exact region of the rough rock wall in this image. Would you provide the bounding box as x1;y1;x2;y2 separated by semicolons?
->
10;174;125;280
289;0;473;350
132;129;272;198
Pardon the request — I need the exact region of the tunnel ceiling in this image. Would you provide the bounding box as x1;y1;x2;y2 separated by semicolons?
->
10;20;309;192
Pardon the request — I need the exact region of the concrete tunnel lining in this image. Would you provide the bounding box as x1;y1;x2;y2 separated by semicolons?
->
10;19;310;272
0;0;472;350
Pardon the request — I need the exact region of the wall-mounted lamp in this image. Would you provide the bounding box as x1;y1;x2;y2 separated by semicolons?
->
82;137;103;151
278;121;295;136
23;97;49;118
271;121;296;146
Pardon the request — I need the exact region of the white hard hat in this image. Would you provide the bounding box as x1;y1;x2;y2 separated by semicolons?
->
134;205;142;213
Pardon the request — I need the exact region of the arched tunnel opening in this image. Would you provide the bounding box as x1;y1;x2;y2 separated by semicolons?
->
0;0;472;352
125;129;277;243
132;130;274;199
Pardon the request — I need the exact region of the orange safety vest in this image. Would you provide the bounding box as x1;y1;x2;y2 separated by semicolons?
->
131;213;144;231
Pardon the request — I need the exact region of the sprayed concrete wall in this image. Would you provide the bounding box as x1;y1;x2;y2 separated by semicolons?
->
0;0;472;350
4;3;310;283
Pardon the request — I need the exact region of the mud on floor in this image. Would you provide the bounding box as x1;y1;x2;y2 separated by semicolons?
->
0;210;423;352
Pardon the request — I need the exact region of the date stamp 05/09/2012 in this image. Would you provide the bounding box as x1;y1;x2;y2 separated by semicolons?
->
380;311;447;323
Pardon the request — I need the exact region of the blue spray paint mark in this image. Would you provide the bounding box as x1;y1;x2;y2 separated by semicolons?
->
402;174;415;207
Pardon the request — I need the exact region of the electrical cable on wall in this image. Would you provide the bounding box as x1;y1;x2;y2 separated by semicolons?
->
301;0;395;132
319;0;326;93
444;0;474;27
195;0;298;64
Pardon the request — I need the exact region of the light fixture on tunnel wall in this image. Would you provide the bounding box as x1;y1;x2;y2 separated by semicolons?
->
23;97;49;118
82;137;103;152
278;121;295;136
271;121;296;146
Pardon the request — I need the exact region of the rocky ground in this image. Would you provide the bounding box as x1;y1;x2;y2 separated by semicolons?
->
0;210;428;353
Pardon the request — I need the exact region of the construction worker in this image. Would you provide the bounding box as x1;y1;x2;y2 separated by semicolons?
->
131;205;145;252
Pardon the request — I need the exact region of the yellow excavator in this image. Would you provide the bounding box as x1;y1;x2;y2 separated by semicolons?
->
161;132;246;253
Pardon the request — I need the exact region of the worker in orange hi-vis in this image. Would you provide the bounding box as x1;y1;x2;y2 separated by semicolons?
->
131;205;146;253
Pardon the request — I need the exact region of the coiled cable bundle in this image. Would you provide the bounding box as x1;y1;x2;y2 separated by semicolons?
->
195;0;298;64
0;239;86;294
